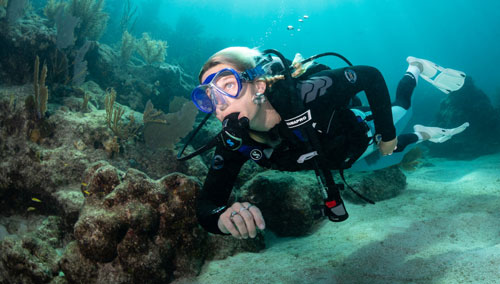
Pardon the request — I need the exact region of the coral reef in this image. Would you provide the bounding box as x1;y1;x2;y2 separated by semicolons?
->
104;88;139;142
43;0;65;25
0;2;265;283
137;32;168;65
0;85;253;283
33;55;49;119
0;85;90;221
119;0;137;34
0;216;65;284
71;40;91;86
43;0;109;42
0;12;57;85
143;99;198;150
0;83;205;216
6;0;27;24
86;40;195;112
120;30;136;63
54;4;80;49
56;161;264;283
85;42;195;111
66;0;109;41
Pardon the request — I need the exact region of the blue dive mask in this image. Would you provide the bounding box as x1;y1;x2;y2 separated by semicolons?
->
191;66;265;113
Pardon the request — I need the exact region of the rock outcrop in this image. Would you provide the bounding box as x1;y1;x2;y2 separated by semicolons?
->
429;77;500;158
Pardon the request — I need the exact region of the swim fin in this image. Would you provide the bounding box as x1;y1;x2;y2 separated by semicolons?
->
407;56;466;94
414;122;470;143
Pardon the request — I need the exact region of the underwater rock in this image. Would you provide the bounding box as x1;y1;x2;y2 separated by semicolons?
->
238;171;324;237
429;77;500;158
51;188;84;227
205;233;265;261
0;12;57;85
68;161;201;282
235;166;406;236
33;216;64;248
341;166;407;204
120;144;208;182
59;242;99;283
236;162;267;189
0;216;64;284
61;161;258;283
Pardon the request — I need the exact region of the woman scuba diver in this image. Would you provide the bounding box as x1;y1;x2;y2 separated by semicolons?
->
181;46;469;239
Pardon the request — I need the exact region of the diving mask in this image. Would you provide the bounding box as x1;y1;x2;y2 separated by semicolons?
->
191;66;266;113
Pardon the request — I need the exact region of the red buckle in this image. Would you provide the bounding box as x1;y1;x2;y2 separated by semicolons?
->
325;200;337;208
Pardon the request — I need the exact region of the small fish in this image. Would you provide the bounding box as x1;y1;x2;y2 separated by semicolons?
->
81;182;88;187
298;19;303;22
287;25;294;30
303;15;309;19
83;190;90;195
31;197;42;203
64;163;68;167
27;207;36;212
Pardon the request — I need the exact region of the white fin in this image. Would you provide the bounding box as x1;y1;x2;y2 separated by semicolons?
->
407;56;466;94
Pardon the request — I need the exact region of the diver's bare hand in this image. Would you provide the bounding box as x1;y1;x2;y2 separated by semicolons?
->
378;137;398;156
217;202;266;239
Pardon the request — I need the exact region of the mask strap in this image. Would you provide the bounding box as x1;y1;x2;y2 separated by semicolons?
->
241;65;266;81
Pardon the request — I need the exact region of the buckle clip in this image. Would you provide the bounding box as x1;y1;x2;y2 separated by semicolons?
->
297;151;318;163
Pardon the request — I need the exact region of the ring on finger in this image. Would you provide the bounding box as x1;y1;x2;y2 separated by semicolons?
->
230;211;239;219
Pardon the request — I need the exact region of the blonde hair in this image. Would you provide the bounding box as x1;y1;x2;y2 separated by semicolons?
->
198;47;285;87
198;47;261;82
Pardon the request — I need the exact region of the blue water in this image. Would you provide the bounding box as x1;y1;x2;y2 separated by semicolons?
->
159;0;500;99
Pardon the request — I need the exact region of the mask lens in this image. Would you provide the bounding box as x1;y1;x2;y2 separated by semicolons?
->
191;86;214;113
191;68;243;113
210;87;230;111
213;70;240;97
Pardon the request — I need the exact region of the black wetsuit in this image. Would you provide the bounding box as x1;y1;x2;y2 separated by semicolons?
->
197;65;415;235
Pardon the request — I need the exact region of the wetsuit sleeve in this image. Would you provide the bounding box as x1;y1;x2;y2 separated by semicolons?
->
196;144;248;235
305;66;396;141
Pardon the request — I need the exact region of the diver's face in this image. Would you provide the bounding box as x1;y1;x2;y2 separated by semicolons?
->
201;64;260;123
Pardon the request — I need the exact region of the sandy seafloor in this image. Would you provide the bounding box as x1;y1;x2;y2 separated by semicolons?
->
174;152;500;284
